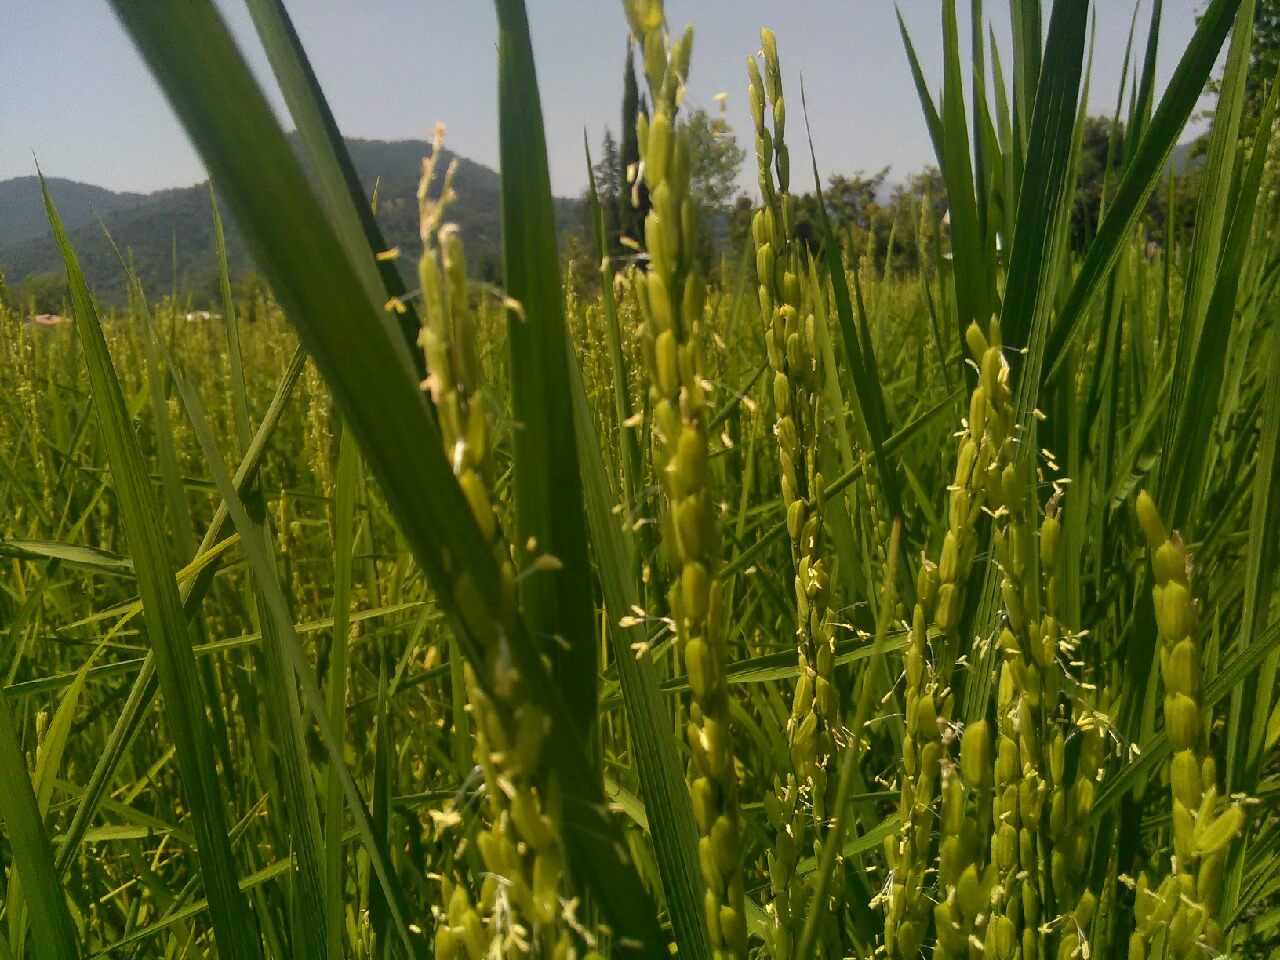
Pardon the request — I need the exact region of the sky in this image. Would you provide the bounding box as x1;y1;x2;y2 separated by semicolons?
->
2;1;1211;200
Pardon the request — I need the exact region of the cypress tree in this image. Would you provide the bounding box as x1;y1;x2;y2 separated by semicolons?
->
618;41;650;255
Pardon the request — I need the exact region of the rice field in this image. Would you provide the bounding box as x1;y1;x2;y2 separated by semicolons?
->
2;1;1279;958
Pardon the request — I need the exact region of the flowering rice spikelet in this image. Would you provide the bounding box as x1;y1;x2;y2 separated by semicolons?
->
747;29;844;959
622;2;746;956
1129;492;1243;960
414;131;587;960
884;319;1004;958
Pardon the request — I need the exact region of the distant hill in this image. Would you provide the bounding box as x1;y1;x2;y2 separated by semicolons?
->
0;177;148;249
1168;140;1204;175
0;138;583;307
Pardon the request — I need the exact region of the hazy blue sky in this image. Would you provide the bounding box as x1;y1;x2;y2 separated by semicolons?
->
3;1;1209;198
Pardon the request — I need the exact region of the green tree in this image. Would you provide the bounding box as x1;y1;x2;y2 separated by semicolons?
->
680;105;746;278
593;128;623;257
595;127;622;201
1245;0;1280;130
727;194;756;262
1069;116;1125;251
681;106;747;215
823;168;895;270
20;271;68;315
825;167;889;232
618;41;649;254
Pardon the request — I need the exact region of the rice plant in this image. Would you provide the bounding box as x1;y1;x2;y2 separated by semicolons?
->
2;0;1279;958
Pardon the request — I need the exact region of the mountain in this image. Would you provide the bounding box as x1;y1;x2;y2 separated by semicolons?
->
1168;140;1204;175
0;177;147;249
0;138;584;307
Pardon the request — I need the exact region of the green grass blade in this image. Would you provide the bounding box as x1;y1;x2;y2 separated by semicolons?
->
212;185;252;453
1009;0;1042;157
1130;0;1164;150
1240;320;1280;781
6;660;91;952
0;539;132;575
41;173;264;960
940;0;992;345
1043;0;1245;380
138;295;198;562
494;0;601;761
1159;0;1259;528
566;314;711;960
799;87;910;598
241;0;424;375
212;181;329;960
895;7;945;176
148;315;425;958
0;686;79;960
1223;298;1280;926
990;26;1020;239
325;427;358;960
1000;0;1089;355
584;135;644;531
102;4;661;945
52;349;306;882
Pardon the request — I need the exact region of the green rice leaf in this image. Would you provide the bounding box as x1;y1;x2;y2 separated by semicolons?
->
567;312;711;960
0;686;80;960
101;2;662;947
1043;0;1245;380
41;172;264;960
0;539;132;575
494;0;602;767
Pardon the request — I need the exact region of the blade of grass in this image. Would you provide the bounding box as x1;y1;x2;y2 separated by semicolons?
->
1043;0;1245;381
494;0;602;763
241;0;424;378
799;84;914;604
41;172;265;960
106;0;665;945
1222;234;1280;929
52;348;306;883
212;183;328;960
1160;11;1267;530
584;135;645;539
1129;0;1164;151
895;7;945;176
566;313;711;960
0;540;132;575
0;685;79;960
1009;0;1043;163
1239;321;1280;780
7;659;92;953
325;427;359;960
147;312;424;959
940;0;992;348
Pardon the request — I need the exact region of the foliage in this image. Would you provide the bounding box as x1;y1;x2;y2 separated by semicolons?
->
618;41;649;254
17;271;67;315
2;1;1278;959
681;107;747;216
590;128;624;257
1246;0;1280;127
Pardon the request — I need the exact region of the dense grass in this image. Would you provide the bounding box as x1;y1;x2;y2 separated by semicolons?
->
2;0;1280;958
